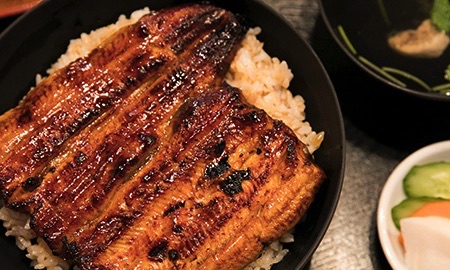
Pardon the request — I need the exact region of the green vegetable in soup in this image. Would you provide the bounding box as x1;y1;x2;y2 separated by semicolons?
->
446;64;450;81
431;0;450;33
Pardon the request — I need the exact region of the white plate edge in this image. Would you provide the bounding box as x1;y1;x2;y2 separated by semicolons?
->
377;140;450;270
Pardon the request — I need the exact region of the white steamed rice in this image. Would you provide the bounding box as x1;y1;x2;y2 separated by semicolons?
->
0;7;323;270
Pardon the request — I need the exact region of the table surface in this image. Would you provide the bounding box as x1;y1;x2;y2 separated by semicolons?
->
1;0;450;269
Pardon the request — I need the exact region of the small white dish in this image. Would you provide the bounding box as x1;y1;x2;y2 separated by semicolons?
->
377;140;450;270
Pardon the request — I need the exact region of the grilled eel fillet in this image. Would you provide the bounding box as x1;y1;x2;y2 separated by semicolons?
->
0;4;325;270
0;3;233;199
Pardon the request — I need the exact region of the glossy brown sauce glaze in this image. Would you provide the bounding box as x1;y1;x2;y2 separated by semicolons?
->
0;4;325;270
0;4;223;199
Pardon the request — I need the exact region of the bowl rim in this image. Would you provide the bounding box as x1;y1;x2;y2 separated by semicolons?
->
377;140;450;270
318;0;450;102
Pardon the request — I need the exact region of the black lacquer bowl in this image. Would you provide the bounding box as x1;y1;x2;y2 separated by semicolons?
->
0;0;345;269
320;0;450;101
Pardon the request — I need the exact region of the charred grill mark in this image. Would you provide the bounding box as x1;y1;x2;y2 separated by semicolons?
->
159;196;239;265
195;202;204;209
74;151;86;165
245;110;262;123
199;20;247;77
171;98;199;134
148;240;169;262
113;157;139;178
219;168;251;196
170;9;226;54
138;133;157;147
21;176;40;192
256;148;262;155
170;87;244;161
71;202;152;263
62;236;79;258
163;201;185;216
285;136;298;162
231;108;267;130
136;57;168;81
162;66;190;95
172;224;183;234
166;7;213;40
137;20;151;38
204;156;230;179
125;76;137;87
213;140;226;157
165;7;217;42
142;169;158;183
168;249;180;262
79;109;99;125
76;213;143;259
17;108;32;126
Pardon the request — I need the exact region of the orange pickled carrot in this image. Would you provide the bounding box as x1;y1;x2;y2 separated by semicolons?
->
410;201;450;219
398;234;404;248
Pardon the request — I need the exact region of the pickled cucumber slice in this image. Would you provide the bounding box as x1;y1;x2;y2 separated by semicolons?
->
404;162;450;199
391;198;443;229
